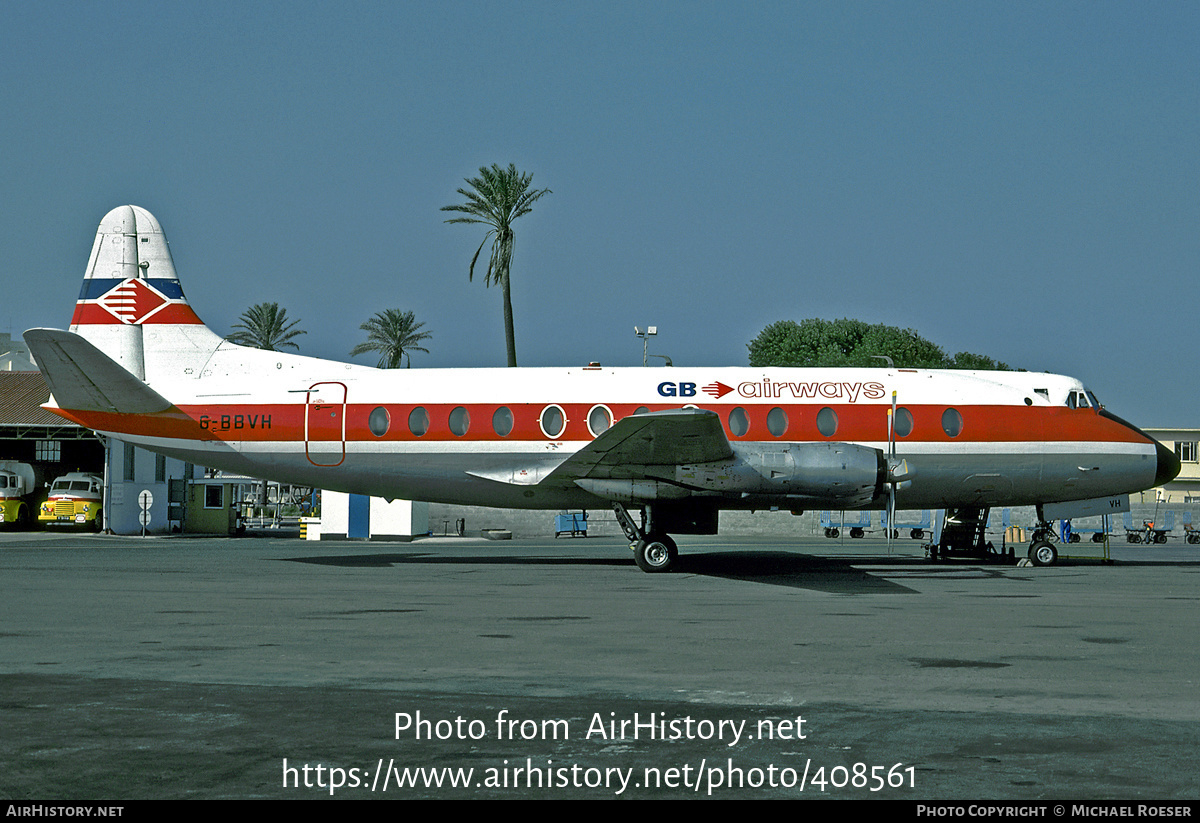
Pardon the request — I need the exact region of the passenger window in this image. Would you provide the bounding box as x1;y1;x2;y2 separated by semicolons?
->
492;407;514;437
728;407;749;437
540;405;565;438
942;408;963;437
408;407;429;436
449;407;470;436
766;407;788;437
588;405;613;437
368;407;390;437
816;407;838;437
893;407;913;438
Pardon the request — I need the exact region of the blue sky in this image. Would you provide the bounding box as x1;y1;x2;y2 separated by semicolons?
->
4;1;1196;425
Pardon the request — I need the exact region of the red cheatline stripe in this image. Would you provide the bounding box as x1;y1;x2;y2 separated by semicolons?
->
46;402;1152;446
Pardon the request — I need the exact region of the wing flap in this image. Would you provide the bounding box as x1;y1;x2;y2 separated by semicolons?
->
23;328;171;414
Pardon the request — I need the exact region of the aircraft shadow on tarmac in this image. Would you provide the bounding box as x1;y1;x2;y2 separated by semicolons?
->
280;550;933;594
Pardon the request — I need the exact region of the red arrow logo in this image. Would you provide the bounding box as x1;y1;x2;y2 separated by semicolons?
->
702;381;734;399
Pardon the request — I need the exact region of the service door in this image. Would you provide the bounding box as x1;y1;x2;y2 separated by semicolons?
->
305;382;347;467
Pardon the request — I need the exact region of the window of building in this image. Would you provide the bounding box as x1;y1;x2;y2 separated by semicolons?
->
1176;441;1198;463
123;442;136;482
155;454;166;482
204;485;223;509
35;440;61;461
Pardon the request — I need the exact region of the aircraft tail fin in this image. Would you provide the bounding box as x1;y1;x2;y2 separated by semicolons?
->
65;205;225;383
23;328;171;415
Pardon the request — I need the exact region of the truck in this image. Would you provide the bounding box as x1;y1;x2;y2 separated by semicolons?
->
39;472;104;530
0;461;44;529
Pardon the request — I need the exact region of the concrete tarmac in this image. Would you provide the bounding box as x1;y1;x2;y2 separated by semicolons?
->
1;531;1198;800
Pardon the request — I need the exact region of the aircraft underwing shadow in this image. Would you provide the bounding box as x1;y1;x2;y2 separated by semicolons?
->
278;549;921;594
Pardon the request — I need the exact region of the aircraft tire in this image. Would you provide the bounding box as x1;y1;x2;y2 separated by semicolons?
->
634;535;677;573
1029;540;1058;566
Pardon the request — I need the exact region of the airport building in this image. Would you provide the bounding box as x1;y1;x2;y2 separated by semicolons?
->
0;370;198;533
1136;427;1200;503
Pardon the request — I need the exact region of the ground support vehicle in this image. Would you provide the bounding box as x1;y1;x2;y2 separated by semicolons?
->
0;462;44;529
39;472;104;530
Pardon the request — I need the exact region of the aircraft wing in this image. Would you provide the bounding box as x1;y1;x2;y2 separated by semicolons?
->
465;408;733;487
23;328;172;414
552;408;733;478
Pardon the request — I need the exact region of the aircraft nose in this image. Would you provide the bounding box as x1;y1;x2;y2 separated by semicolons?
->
1155;439;1181;487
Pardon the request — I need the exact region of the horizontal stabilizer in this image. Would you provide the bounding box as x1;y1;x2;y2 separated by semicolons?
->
23;328;171;414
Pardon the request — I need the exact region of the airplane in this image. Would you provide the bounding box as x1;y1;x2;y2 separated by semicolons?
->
24;205;1180;572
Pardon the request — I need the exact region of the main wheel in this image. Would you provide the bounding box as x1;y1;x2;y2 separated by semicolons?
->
1029;540;1058;566
634;535;677;573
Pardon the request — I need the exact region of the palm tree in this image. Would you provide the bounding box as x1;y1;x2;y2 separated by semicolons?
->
350;309;432;368
226;302;306;351
441;163;551;367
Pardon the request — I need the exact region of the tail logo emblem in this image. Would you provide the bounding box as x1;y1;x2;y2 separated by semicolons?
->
98;279;170;325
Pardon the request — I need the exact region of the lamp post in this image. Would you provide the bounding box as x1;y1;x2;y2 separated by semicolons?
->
634;326;657;367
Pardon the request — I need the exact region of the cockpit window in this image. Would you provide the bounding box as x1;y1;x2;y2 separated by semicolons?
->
1067;390;1092;409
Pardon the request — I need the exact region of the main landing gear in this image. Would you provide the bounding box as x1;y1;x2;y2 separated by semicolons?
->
612;502;679;573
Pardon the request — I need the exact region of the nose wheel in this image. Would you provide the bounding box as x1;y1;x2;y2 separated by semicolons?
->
634;534;678;573
1028;540;1058;566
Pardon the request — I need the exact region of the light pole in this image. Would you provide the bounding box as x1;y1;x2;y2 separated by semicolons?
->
634;326;657;367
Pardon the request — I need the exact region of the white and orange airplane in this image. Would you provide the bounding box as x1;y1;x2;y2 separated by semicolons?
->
25;206;1179;571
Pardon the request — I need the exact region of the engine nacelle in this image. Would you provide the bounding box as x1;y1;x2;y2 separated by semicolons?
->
733;442;885;507
574;443;886;508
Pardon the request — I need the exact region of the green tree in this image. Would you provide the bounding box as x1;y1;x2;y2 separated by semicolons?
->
350;309;432;369
441;163;551;367
227;302;306;351
747;319;1009;370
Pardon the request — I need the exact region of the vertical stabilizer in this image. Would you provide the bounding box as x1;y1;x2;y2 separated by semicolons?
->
68;206;224;385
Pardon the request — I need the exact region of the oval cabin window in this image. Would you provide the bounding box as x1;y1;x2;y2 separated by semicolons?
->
942;408;963;438
540;405;565;438
816;407;838;437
